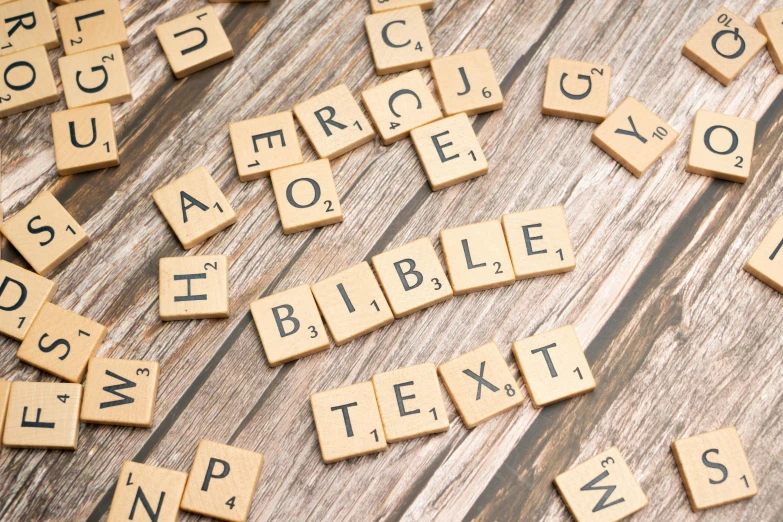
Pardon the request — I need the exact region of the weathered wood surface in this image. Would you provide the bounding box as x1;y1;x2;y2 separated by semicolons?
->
1;0;782;520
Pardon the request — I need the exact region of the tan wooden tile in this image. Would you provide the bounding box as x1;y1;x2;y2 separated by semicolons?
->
160;255;229;321
371;362;449;442
502;205;576;280
56;0;128;56
744;216;783;293
361;70;442;145
0;0;58;57
270;159;343;234
0;190;89;276
80;357;160;427
686;109;756;183
59;44;132;109
365;6;433;75
250;284;330;367
542;57;612;123
430;49;503;117
371;237;453;317
155;6;234;79
0;260;56;341
591;96;678;177
107;461;187;522
437;341;523;429
17;303;107;382
671;427;757;511
51;103;119;176
229;111;303;181
311;261;393;345
2;381;82;449
439;220;514;295
369;0;433;14
0;379;10;444
0;45;58;118
310;381;387;463
511;325;595;408
152;166;237;249
293;84;375;160
757;9;783;73
410;113;488;190
49;0;74;4
683;7;767;86
181;440;263;522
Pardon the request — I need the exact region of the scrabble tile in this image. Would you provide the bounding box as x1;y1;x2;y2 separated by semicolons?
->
757;9;783;73
744;216;783;293
80;358;160;427
181;440;263;522
686;109;756;183
250;285;330;367
542;58;612;123
511;325;595;408
107;461;188;522
56;0;128;56
293;84;375;160
554;447;648;522
0;379;10;443
0;190;89;276
369;0;433;13
159;255;229;320
365;7;433;75
17;303;107;382
671;427;757;511
361;70;442;145
0;0;59;57
439;220;514;295
0;45;58;118
502;205;576;280
152;166;237;249
437;341;523;428
591;96;678;177
2;381;82;449
310;381;387;463
59;44;132;109
410;113;488;190
51;103;120;176
371;362;449;442
156;6;234;79
229;111;303;181
270;159;343;234
0;261;56;340
430;49;503;117
371;237;453;317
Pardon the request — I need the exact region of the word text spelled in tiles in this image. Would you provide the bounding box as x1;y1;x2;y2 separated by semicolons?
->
0;45;58;118
270;159;343;234
229;111;303;181
0;380;8;439
757;9;783;73
0;261;56;340
744;216;783;293
502;205;576;280
365;6;433;75
439;220;514;295
51;103;119;175
430;49;503;116
81;358;160;427
59;44;132;108
310;381;387;463
591;96;678;177
159;255;229;320
2;381;82;449
56;0;129;56
361;70;442;144
686;109;755;183
0;0;58;57
369;0;433;14
107;462;187;522
542;58;612;123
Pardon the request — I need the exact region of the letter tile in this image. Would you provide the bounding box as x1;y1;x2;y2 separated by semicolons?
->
0;0;58;57
58;44;132;108
0;45;58;118
542;57;612;123
51;103;119;175
107;462;187;522
2;381;82;449
369;0;433;14
365;6;433;75
81;358;160;427
502;205;576;280
56;0;128;56
229;111;303;181
744;216;783;294
757;9;783;73
430;49;503;116
159;255;229;321
686;109;755;183
0;260;56;340
0;379;10;443
270;159;343;234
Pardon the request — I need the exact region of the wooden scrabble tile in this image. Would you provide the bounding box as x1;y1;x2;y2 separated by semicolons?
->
361;70;442;145
542;57;612;123
365;7;433;75
430;49;503;117
371;362;449;442
80;358;160;427
371;237;453;317
369;0;433;14
0;261;56;340
59;44;132;109
311;262;393;345
51;103;119;176
293;84;375;160
270;159;343;234
410;113;488;190
0;190;89;276
502;205;576;280
686;109;756;183
250;284;330;367
554;447;648;522
591;96;678;177
0;379;9;443
0;45;58;118
17;303;107;383
757;9;783;73
511;325;594;408
310;381;387;463
744;216;783;293
181;440;263;522
671;427;757;511
56;0;128;56
439;220;514;295
0;0;58;57
437;341;522;428
2;381;82;449
159;255;229;320
152;166;237;249
155;6;234;79
229;111;303;181
107;461;187;522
